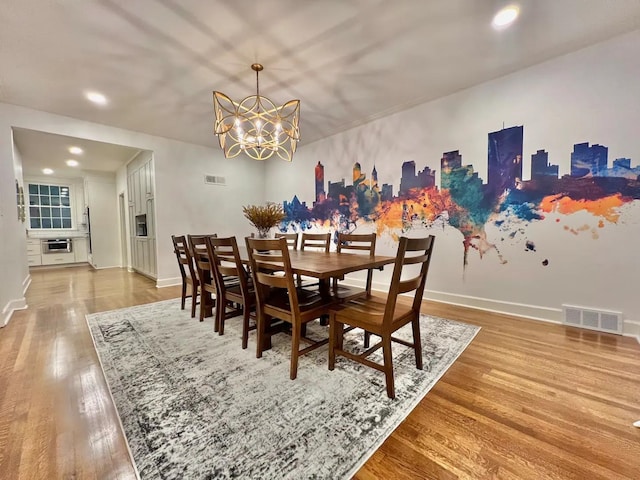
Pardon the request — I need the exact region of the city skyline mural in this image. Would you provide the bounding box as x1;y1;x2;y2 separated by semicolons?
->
278;125;640;269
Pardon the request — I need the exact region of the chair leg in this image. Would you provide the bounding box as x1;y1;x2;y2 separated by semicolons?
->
190;286;197;318
290;322;301;380
364;330;371;348
215;296;224;335
382;335;395;399
199;293;206;323
241;305;250;349
412;316;423;370
328;314;336;371
256;312;265;359
336;321;344;351
218;297;227;336
181;282;187;310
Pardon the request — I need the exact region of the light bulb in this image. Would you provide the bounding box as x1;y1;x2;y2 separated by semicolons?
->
492;5;519;29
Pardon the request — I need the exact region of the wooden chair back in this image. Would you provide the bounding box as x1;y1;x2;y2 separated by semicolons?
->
206;236;250;299
336;233;377;293
300;232;331;252
206;235;255;345
188;234;217;321
172;234;201;317
383;235;435;328
187;235;212;287
172;234;197;283
245;237;301;320
274;232;299;250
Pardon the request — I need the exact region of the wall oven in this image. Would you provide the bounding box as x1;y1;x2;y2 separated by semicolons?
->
42;238;73;254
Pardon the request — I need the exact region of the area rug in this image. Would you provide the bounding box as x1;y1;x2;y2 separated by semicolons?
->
86;299;479;479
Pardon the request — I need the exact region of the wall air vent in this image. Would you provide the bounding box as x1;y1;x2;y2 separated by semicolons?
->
204;175;226;186
562;305;622;335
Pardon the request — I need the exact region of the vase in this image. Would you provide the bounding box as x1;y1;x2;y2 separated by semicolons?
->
256;228;271;239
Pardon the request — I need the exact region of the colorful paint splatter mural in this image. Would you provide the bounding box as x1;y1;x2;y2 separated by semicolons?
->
280;125;640;268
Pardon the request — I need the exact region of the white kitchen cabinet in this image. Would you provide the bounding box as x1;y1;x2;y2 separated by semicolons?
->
26;239;41;255
27;255;42;266
143;160;154;199
127;153;156;278
26;239;42;266
41;252;76;266
26;237;89;267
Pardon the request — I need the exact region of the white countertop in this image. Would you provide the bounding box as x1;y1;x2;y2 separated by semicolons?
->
27;230;89;239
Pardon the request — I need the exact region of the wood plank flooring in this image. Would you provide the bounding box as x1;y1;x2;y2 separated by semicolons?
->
0;266;638;479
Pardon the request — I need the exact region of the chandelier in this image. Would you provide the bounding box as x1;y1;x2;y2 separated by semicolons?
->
213;64;300;161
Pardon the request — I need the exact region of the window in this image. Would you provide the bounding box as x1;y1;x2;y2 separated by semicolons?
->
28;183;73;229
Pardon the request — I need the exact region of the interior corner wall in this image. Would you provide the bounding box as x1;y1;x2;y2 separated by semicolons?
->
11;140;29;290
264;30;640;333
0;130;27;326
0;102;266;291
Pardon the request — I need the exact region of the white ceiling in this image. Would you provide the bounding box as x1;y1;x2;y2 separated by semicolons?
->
13;128;141;177
2;0;640;152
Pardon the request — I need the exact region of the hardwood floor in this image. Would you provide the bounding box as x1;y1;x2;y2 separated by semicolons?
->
1;266;639;479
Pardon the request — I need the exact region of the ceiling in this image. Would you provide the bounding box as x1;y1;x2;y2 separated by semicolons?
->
13;128;141;177
2;0;640;151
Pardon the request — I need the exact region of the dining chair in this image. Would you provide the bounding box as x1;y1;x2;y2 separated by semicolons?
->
275;232;299;250
298;232;331;288
332;232;377;302
300;232;330;252
246;236;337;380
206;236;256;349
187;234;217;324
328;235;435;399
171;235;199;318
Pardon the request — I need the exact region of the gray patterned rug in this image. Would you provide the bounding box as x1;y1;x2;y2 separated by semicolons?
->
86;299;479;479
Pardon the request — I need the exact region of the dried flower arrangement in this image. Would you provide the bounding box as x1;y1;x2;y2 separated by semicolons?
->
242;202;286;238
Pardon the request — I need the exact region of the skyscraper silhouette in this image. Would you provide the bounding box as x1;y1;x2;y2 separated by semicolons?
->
487;125;523;194
315;161;325;202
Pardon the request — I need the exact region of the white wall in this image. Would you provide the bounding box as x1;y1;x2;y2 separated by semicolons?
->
12;141;29;290
0;101;265;325
265;30;640;337
0;135;28;326
116;160;131;268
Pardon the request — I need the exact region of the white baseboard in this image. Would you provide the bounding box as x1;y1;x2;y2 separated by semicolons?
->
424;289;563;324
90;263;124;270
623;320;640;343
22;274;32;294
2;297;27;327
366;280;640;343
156;276;182;288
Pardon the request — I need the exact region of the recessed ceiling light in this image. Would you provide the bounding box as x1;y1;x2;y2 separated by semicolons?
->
69;146;83;155
42;168;54;175
492;5;519;29
85;91;108;105
66;159;79;167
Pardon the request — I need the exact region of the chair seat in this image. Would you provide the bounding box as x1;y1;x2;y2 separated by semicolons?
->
331;283;367;302
330;295;414;331
226;284;256;304
265;287;330;313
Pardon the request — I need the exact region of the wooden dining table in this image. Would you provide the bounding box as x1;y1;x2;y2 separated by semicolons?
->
236;246;396;297
237;245;396;349
196;244;396;349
